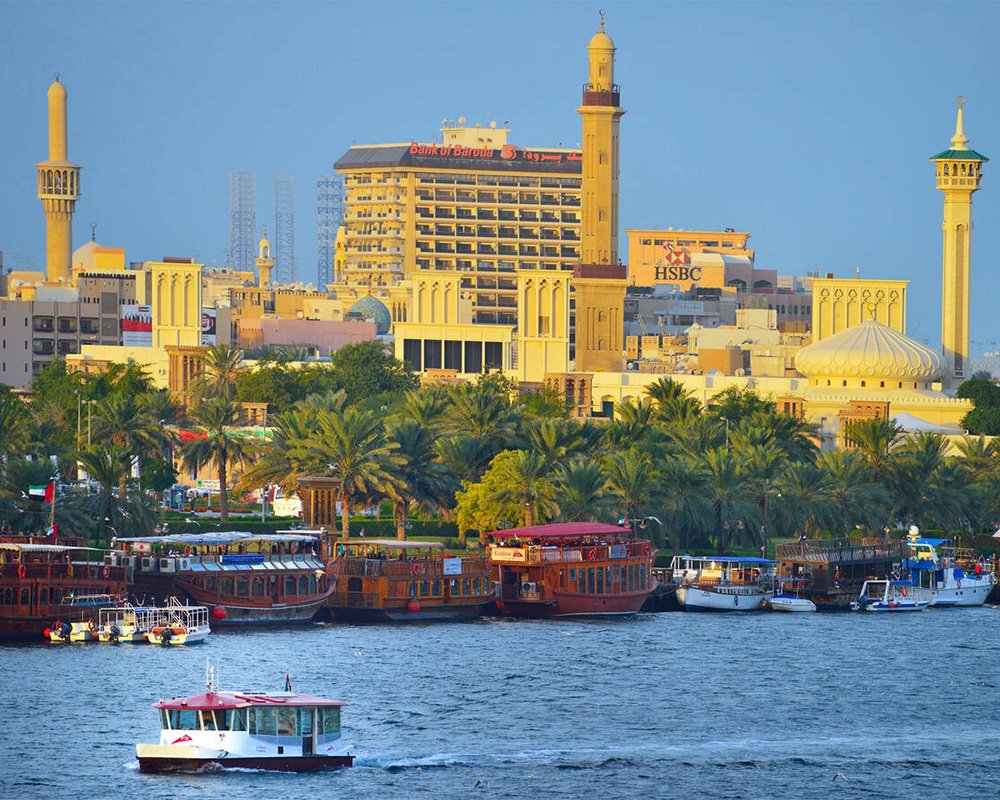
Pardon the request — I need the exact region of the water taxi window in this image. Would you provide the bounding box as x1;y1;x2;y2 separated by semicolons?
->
200;710;229;730
249;707;276;736
277;708;298;736
168;709;199;730
420;580;429;597
569;568;576;582
319;707;341;734
432;579;441;597
232;708;247;731
596;568;604;594
252;577;264;596
299;708;314;736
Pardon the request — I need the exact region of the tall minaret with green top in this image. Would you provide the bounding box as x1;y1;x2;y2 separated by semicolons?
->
931;97;987;388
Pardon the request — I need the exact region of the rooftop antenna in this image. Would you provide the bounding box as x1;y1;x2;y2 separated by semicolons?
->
90;223;97;242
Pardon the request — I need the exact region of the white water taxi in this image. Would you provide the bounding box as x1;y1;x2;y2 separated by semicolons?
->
145;598;210;645
671;555;775;612
136;666;354;772
850;579;929;612
903;532;995;607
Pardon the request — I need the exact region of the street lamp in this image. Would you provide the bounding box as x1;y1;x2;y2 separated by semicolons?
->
721;519;744;555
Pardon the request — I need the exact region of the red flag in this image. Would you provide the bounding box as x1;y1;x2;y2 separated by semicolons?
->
44;482;55;503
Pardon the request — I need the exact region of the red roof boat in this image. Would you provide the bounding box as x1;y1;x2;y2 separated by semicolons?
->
486;522;657;617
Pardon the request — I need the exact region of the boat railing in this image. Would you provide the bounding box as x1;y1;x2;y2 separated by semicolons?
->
775;540;906;564
336;556;490;579
327;589;381;609
1;562;126;582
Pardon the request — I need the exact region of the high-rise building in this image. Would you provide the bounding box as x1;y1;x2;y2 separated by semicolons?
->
334;122;583;326
931;98;987;388
36;76;80;284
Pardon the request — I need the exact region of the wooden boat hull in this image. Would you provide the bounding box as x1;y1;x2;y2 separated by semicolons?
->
325;600;490;623
497;589;648;618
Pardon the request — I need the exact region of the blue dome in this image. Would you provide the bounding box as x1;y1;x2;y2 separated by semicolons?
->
348;295;392;335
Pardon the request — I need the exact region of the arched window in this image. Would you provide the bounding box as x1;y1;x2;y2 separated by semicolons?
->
943;164;950;176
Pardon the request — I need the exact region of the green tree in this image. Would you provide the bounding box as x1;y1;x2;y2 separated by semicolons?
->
188;344;245;403
180;399;253;521
386;420;457;539
479;450;558;528
605;449;655;526
553;459;611;522
91;392;168;499
329;341;419;406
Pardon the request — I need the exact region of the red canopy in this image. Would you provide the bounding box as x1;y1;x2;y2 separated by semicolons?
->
486;522;629;541
154;691;347;710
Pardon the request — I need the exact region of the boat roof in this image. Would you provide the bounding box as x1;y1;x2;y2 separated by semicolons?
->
911;538;948;548
154;691;346;710
113;532;320;546
486;522;630;540
679;554;776;564
0;543;109;553
341;539;444;549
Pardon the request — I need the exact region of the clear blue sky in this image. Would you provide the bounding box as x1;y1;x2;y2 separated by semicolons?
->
3;1;999;351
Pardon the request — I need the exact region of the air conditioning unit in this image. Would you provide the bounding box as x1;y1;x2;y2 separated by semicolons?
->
140;557;154;572
177;558;192;572
159;559;176;574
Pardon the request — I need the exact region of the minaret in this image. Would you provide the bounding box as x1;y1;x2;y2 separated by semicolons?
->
573;15;628;373
36;75;80;283
257;225;274;287
931;97;988;389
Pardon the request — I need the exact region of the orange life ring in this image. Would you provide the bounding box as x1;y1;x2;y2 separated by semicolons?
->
102;566;111;579
411;563;422;576
900;586;907;597
17;563;27;579
587;548;597;560
183;546;192;556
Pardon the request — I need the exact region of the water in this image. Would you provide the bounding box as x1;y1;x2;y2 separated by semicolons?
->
3;609;1000;800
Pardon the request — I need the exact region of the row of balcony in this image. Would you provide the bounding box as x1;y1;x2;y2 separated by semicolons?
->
33;317;103;334
416;224;578;240
414;193;581;207
417;242;577;258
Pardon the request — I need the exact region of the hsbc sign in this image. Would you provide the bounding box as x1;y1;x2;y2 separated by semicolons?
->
655;265;702;282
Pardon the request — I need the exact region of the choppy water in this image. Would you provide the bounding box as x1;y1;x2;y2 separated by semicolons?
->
2;609;999;800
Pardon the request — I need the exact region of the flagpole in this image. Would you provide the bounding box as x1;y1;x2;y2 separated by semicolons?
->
49;480;56;539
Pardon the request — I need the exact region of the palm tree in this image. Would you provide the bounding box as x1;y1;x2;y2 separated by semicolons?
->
188;343;245;403
74;444;157;544
91;392;168;498
605;449;655;528
440;383;522;477
483;450;558;527
181;399;253;521
845;417;904;479
701;447;755;553
310;407;403;540
774;461;838;538
656;456;714;552
526;418;598;470
816;449;892;534
604;399;655;451
554;459;611;522
386;420;457;539
0;390;31;465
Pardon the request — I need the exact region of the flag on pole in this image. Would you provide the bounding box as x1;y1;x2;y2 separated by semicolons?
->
29;483;54;503
284;672;292;692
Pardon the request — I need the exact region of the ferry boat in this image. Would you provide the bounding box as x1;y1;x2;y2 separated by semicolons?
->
324;539;493;622
902;530;995;607
486;522;657;618
114;532;334;625
672;555;775;612
775;536;908;609
145;598;211;645
136;666;354;772
850;579;929;612
97;602;157;643
0;539;128;640
48;593;123;642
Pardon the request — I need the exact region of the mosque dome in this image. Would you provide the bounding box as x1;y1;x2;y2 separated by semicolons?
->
348;295;392;336
48;79;67;100
795;318;941;381
588;27;615;51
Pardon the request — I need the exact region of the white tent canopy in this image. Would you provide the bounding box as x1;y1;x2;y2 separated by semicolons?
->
891;413;966;435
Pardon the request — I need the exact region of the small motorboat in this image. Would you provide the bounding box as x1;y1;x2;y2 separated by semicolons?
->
767;577;817;612
850;579;929;612
136;665;354;772
144;598;210;645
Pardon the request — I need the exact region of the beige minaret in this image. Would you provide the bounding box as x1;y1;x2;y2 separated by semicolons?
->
257;225;274;287
573;15;628;373
36;75;80;283
931;97;988;388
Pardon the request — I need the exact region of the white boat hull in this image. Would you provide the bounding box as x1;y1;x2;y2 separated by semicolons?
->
677;584;769;612
769;595;817;612
146;625;209;645
913;580;993;607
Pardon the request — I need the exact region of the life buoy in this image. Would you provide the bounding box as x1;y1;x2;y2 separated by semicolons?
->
587;548;597;561
900;586;907;597
17;564;27;579
183;546;191;556
411;562;423;576
102;566;111;579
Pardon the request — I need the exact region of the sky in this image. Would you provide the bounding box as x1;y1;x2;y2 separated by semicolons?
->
2;1;1000;352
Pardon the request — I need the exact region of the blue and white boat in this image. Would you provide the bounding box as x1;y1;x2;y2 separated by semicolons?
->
671;555;775;612
767;578;817;612
903;532;995;607
850;579;929;612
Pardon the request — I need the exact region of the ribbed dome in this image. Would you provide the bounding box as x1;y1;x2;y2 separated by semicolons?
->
589;29;615;51
348;295;391;335
795;318;941;380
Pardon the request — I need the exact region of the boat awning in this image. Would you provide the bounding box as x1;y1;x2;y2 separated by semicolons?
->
0;543;110;553
485;522;629;540
680;554;776;564
113;532;320;547
341;539;443;549
154;691;347;710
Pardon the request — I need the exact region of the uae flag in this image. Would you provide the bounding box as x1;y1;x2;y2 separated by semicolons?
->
29;483;54;502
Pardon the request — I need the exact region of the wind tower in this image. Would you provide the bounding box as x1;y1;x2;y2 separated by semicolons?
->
931;97;988;389
36;75;80;283
573;15;628;373
257;225;274;287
